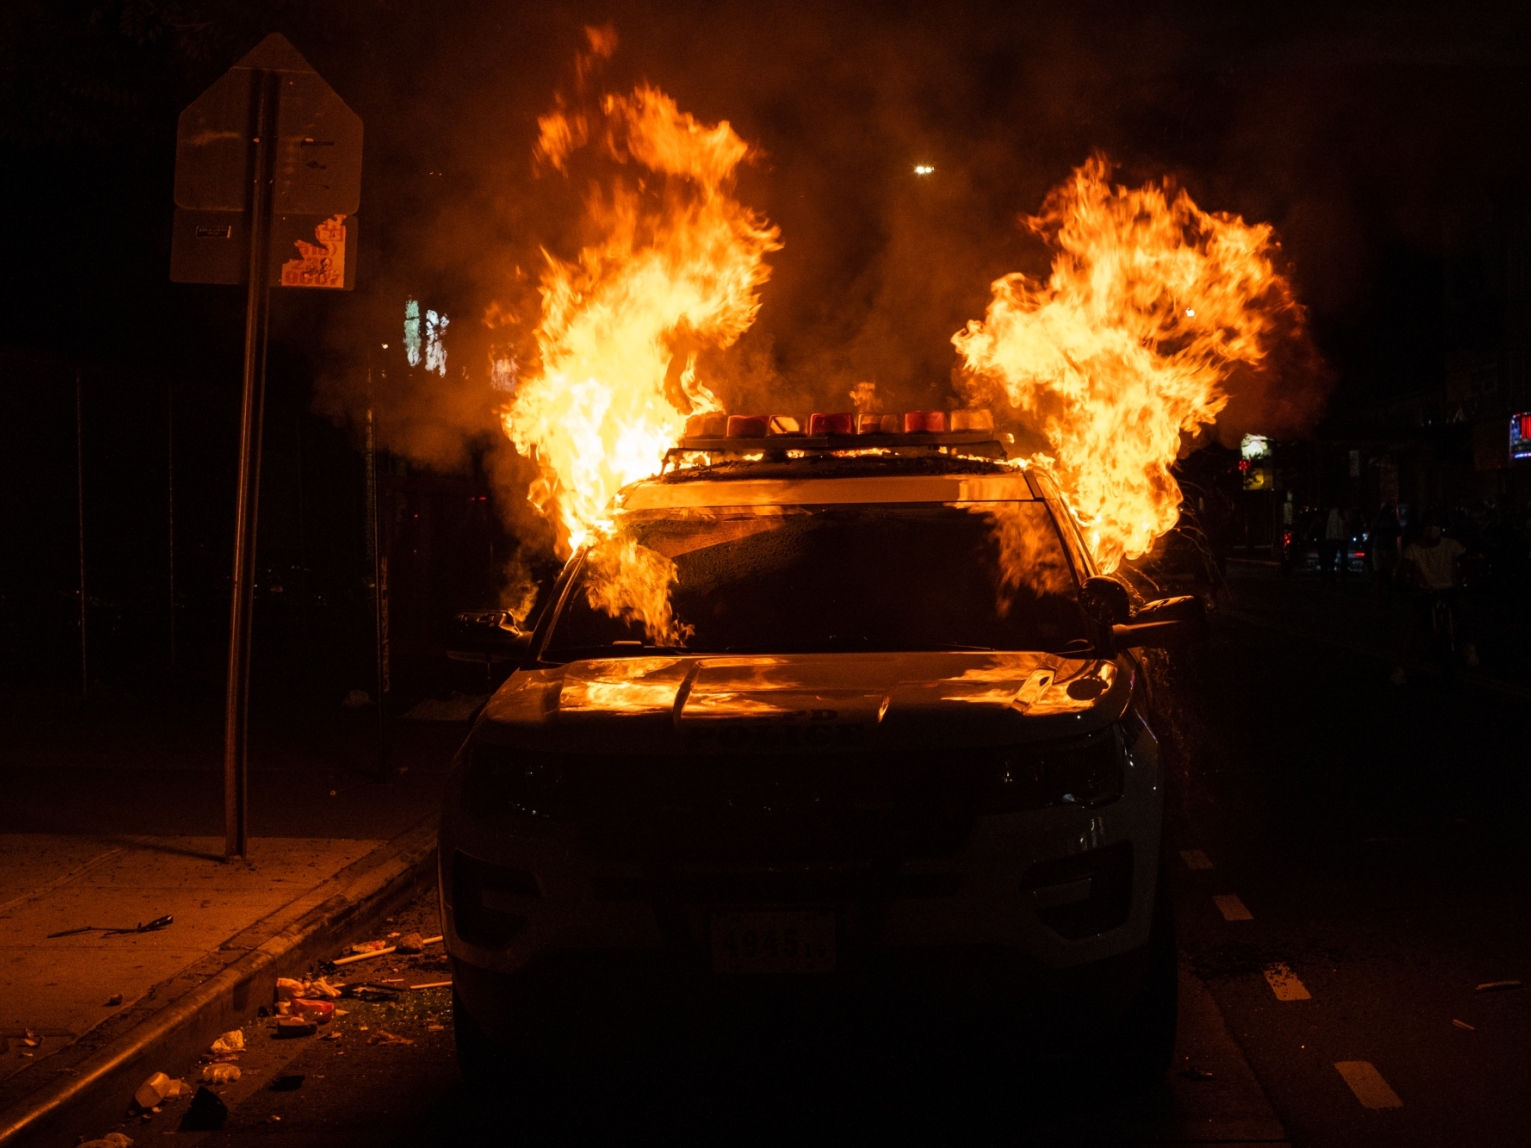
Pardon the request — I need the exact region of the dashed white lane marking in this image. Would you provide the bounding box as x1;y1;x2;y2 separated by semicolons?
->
1334;1060;1403;1109
1262;962;1311;1000
1180;849;1213;870
1213;894;1253;921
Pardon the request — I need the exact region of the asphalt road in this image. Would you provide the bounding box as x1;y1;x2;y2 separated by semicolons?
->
1170;563;1531;1148
97;563;1531;1146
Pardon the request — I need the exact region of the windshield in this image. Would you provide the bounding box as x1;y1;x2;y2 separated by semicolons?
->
542;502;1091;658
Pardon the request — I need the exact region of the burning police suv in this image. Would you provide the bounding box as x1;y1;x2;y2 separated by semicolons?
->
440;411;1204;1078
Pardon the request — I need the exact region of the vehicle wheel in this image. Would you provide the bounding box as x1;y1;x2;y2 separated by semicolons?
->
1116;866;1178;1085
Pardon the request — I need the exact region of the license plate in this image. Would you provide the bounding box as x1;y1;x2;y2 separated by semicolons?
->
710;910;836;974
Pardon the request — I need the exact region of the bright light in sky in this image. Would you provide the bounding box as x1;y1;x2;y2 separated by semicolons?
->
914;164;934;175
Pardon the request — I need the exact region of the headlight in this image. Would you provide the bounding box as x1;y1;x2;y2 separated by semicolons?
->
979;728;1124;814
461;742;570;819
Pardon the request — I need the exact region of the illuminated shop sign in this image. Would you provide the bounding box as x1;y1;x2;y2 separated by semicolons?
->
1513;412;1531;462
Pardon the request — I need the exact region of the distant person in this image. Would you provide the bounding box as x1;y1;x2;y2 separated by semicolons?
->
1371;502;1401;601
1321;506;1345;585
1391;515;1476;684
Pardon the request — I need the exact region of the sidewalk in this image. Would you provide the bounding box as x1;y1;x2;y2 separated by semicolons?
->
0;699;467;1147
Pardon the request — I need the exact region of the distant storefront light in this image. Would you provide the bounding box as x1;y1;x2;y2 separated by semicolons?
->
403;298;449;375
1511;412;1531;461
403;299;422;367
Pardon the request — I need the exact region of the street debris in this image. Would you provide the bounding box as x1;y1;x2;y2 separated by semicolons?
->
276;975;343;1006
1475;980;1523;993
1453;1019;1475;1030
331;945;397;967
268;1074;304;1091
209;1029;245;1055
1180;1065;1216;1081
290;997;333;1022
276;1017;318;1038
411;980;453;990
105;993;123;1006
368;1030;414;1046
22;1028;41;1048
327;934;443;968
134;1072;173;1109
340;982;401;1002
47;915;173;939
201;1063;242;1084
427;1023;445;1032
78;1134;133;1148
180;1086;229;1131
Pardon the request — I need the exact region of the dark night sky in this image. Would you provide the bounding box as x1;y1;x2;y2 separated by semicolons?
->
5;1;1530;416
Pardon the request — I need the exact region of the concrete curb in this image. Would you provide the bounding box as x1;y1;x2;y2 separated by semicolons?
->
0;817;439;1148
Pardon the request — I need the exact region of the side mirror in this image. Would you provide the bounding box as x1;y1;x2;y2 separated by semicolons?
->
1080;576;1132;626
1111;595;1209;650
446;610;534;669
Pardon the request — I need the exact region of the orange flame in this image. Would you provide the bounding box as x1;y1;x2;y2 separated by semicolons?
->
502;67;780;560
953;155;1303;572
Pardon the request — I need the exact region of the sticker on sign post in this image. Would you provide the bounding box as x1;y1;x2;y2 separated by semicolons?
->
280;214;348;288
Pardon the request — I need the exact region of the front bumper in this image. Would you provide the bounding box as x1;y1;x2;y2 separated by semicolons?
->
438;726;1163;1039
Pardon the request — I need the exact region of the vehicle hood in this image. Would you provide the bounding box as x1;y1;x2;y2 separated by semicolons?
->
476;651;1132;754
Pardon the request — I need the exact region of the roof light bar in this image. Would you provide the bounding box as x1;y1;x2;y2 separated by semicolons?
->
676;407;1005;458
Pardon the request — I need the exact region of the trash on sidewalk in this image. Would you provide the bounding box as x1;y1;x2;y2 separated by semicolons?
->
22;1029;41;1047
395;931;425;954
1453;1019;1475;1030
209;1029;245;1055
47;915;174;940
367;1030;414;1046
410;980;453;990
1475;979;1523;992
78;1134;134;1148
201;1064;241;1084
180;1086;229;1132
134;1072;173;1109
268;1074;304;1091
105;993;124;1006
276;1017;317;1038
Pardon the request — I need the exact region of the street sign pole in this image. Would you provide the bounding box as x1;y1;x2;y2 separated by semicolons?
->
172;33;362;862
223;68;278;861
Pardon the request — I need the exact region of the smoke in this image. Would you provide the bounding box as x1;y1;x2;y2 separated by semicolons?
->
308;0;1521;576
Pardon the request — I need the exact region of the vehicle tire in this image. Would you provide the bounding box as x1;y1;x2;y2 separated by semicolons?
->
1116;865;1178;1085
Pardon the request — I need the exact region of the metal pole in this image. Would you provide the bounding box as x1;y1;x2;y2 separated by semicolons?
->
365;362;388;780
168;381;176;671
223;68;277;862
75;367;87;702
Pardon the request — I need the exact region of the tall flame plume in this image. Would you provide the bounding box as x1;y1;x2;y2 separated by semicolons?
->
953;155;1304;572
501;60;780;560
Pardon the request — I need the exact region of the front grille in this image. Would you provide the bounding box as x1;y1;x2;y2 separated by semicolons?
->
465;745;994;864
592;870;960;903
